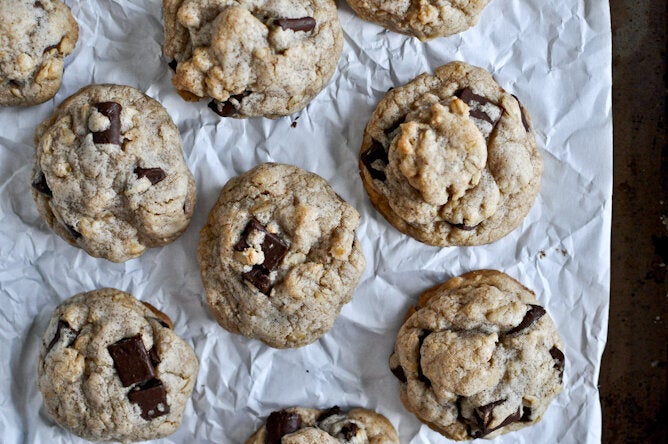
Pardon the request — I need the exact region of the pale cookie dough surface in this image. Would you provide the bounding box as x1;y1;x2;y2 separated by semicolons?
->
198;163;365;348
359;61;542;247
246;406;400;444
389;270;565;440
0;0;78;106
32;84;196;262
345;0;491;40
163;0;343;118
37;288;199;442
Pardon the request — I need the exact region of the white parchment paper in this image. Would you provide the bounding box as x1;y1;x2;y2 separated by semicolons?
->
0;0;612;442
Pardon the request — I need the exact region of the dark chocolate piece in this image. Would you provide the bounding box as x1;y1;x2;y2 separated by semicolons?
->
507;304;546;335
512;94;531;132
168;60;178;71
65;223;81;239
46;320;78;354
549;346;565;379
472;400;521;438
275;17;316;32
265;410;302;444
361;139;388;181
234;218;288;271
390;365;407;383
520;406;532;422
452;223;478;231
208;91;250;117
383;116;405;137
107;334;155;387
340;423;360;440
456;88;498;125
149;347;160;368
34;1;44;9
127;379;170;420
417;330;432;387
134;167;166;185
93;102;122;145
317;406;341;422
456;396;465;421
32;172;52;197
242;265;272;295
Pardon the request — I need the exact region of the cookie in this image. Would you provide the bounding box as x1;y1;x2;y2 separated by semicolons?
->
163;0;343;118
389;270;565;440
32;84;196;262
198;163;365;348
345;0;491;40
0;0;78;106
246;406;400;444
359;62;542;247
37;288;199;442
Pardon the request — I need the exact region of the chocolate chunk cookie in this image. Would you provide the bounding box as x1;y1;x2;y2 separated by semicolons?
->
246;406;399;443
359;62;542;246
0;0;78;106
198;163;365;348
37;288;198;442
345;0;491;40
163;0;343;118
389;270;565;440
32;84;196;262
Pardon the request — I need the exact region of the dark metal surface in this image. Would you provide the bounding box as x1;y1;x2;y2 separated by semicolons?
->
602;0;667;442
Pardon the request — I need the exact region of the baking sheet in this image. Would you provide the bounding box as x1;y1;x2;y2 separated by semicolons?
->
0;0;612;442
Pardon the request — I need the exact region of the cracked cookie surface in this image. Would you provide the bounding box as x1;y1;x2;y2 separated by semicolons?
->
0;0;78;106
163;0;343;118
345;0;491;40
37;288;198;442
359;62;542;247
198;163;365;348
246;406;399;444
32;84;196;262
389;270;564;440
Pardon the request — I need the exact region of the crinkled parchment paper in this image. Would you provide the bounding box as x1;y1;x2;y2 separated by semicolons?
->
0;0;611;442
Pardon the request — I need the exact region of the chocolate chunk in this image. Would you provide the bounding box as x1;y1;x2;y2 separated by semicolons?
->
208;91;250;117
452;223;478;231
456;88;499;125
472;400;521;438
507;304;546;335
317;406;341;422
265;410;302;444
520;406;532;422
134;167;166;185
168;60;178;71
456;396;465;421
549;346;565;379
34;1;44;9
234;218;288;271
65;223;81;239
361;139;388;181
93;102;122;145
390;365;407;383
275;17;316;32
46;320;78;354
242;265;272;295
127;379;170;420
417;330;432;387
32;172;52;197
383;116;405;137
107;334;155;387
340;423;360;440
512;94;531;132
148;347;160;367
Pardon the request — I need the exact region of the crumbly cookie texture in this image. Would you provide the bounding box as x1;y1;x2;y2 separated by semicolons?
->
389;270;565;440
0;0;78;106
37;288;199;442
359;61;542;247
163;0;343;118
246;406;400;444
198;163;365;348
32;84;196;262
345;0;491;40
